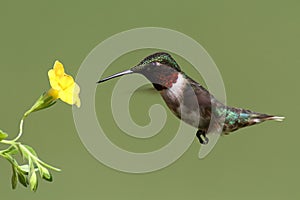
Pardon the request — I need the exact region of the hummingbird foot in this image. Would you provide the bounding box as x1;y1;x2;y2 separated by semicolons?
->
196;130;209;145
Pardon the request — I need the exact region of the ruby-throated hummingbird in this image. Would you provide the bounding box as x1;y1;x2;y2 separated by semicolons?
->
97;52;284;144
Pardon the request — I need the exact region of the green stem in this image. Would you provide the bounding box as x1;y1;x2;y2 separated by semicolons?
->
1;112;27;144
12;116;25;142
0;150;5;156
0;97;61;175
19;145;61;172
1;139;13;145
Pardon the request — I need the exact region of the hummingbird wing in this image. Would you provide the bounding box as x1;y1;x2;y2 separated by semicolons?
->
183;76;215;128
184;76;224;158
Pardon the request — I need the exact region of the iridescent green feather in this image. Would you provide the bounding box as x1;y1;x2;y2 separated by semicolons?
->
138;52;181;71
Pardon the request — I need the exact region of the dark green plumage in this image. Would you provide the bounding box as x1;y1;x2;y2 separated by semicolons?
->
137;52;181;72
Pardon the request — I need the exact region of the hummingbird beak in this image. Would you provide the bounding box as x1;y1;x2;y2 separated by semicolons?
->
97;69;134;83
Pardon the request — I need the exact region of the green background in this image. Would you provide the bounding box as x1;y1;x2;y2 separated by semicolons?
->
0;0;299;199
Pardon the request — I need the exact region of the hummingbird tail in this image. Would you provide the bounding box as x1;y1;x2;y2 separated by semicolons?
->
222;107;285;134
251;114;285;123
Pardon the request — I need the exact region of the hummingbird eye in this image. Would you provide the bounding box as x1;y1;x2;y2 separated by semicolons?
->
149;62;162;68
150;62;159;67
154;62;161;66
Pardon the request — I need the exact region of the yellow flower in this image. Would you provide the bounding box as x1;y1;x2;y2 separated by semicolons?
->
47;61;81;107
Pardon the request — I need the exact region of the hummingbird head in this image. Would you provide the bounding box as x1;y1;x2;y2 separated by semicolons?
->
135;52;181;72
97;52;182;90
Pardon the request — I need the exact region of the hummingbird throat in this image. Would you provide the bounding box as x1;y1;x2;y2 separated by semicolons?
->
157;71;179;89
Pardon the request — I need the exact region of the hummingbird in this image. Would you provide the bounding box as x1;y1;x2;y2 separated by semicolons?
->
97;52;284;144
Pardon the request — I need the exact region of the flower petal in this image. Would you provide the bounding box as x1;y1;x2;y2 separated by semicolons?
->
73;83;81;107
58;83;81;107
53;60;65;77
47;60;81;107
48;69;61;90
58;85;74;105
59;75;75;90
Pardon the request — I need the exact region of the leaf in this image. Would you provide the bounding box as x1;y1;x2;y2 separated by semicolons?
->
4;153;19;168
16;144;25;159
0;129;8;141
8;155;28;189
18;144;38;161
42;170;53;182
28;156;38;191
1;146;18;155
11;166;18;189
19;164;30;173
37;164;53;182
29;172;38;192
23;145;38;157
17;170;28;188
20;164;39;173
